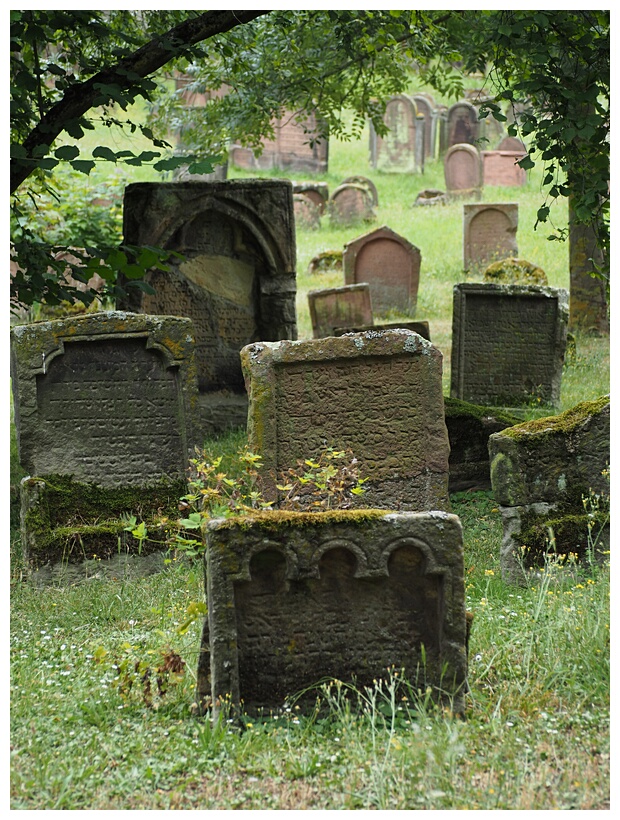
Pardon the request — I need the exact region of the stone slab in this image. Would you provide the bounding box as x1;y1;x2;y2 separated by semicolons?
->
308;284;373;339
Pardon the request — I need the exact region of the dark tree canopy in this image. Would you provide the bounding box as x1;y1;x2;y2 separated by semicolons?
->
10;9;609;310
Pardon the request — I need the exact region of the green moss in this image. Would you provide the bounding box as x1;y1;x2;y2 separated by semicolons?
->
211;508;392;532
498;395;609;442
518;509;609;567
444;395;521;426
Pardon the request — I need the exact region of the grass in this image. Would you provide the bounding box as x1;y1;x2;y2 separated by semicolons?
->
10;90;610;809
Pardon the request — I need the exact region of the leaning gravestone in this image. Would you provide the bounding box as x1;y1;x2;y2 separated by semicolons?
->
463;203;519;272
241;329;451;511
343;225;421;316
370;94;418;172
450;283;569;408
196;510;468;717
482;151;527;187
328;183;375;226
292;182;329;214
489;395;610;584
308;284;373;338
444;144;482;199
341;176;379;207
446;101;480;148
119;180;297;435
10;311;200;573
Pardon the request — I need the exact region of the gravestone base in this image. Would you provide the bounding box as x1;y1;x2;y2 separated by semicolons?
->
196;509;468;718
20;474;185;573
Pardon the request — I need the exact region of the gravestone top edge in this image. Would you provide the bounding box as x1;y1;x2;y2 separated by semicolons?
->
453;282;569;301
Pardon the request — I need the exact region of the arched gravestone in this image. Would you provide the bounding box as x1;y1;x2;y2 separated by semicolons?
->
119;180;297;435
412;94;436;159
343;225;421;316
447;100;480;148
293;193;321;230
498;136;527;152
444;144;482;199
341;176;379;207
370;94;418;172
463;203;519;272
292;181;329;214
328;183;375;226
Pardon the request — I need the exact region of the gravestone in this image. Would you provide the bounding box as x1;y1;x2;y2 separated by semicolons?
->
489;396;610;583
307;250;343;276
241;329;451;511
196;510;468;717
482;151;527;187
119;180;297;435
412;94;436;159
446;101;479;148
328;183;375;226
483;258;547;286
10;311;200;571
343;226;421;317
308;284;373;338
414;189;448;207
334;321;430;342
498;136;527;152
569;200;609;333
229;111;328;173
293;193;321;230
463;203;519;272
341;176;379;207
370;94;418;172
292;182;329;214
450;283;569;408
444;144;482;199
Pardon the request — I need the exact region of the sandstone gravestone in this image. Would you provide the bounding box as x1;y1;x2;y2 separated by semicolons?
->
446;101;479;148
483;258;547;286
343;226;421;317
370;94;418;172
293;193;321;230
498;136;527;152
482;151;527;187
334;321;430;342
308;284;373;339
241;330;451;511
489;396;610;583
450;283;569;408
229;111;328;173
444;144;482;199
412;94;436;159
328;183;375;226
119;180;297;435
463;203;519;272
292;182;329;214
10;311;200;570
341;176;379;207
196;510;468;717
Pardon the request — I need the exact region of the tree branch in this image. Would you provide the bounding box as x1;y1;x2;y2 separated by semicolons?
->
11;9;271;193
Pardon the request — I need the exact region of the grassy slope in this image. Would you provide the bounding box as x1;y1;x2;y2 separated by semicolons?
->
10;94;610;809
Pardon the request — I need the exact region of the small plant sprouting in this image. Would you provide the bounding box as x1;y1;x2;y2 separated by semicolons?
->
275;446;368;511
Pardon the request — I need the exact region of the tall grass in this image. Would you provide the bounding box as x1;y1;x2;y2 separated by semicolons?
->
10;97;609;810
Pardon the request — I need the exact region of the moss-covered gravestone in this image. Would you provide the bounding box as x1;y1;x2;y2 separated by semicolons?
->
241;329;451;512
488;396;610;583
10;312;200;577
196;510;468;717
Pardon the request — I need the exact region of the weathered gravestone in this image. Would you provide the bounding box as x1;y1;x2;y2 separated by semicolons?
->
444;144;482;199
369;94;418;172
10;311;200;573
335;321;430;342
483;257;548;286
241;330;451;511
328;183;376;226
497;136;527;152
196;510;468;717
412;94;437;159
443;397;521;493
463;203;519;272
488;396;610;584
229;111;328;173
446;101;480;148
292;181;329;214
341;176;379;207
308;284;373;339
307;249;343;276
450;283;569;408
293;193;321;230
119;180;297;435
343;225;421;317
482;151;527;187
